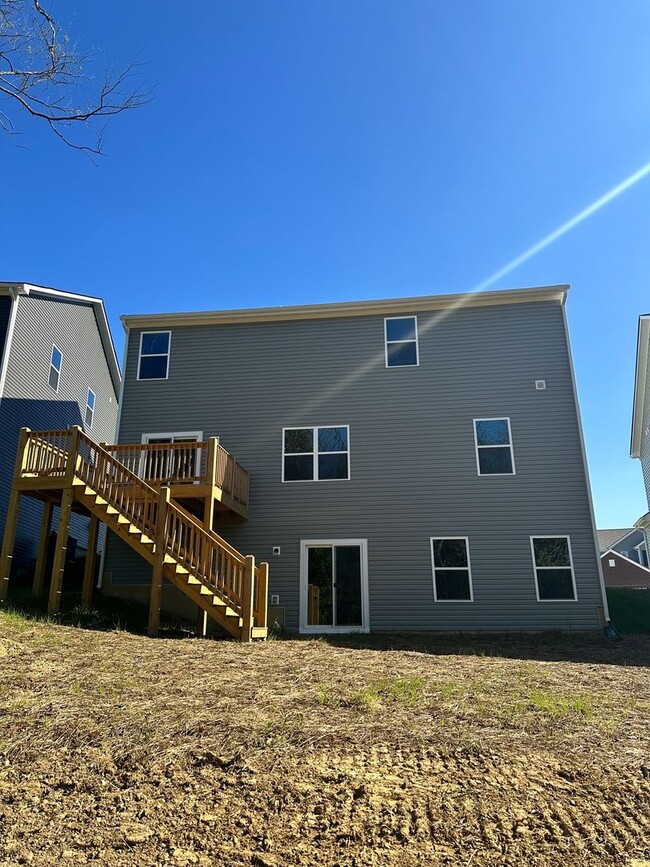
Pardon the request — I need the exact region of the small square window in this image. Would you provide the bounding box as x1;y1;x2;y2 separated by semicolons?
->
49;345;62;392
85;389;96;429
531;536;577;601
138;331;171;380
283;426;350;482
608;559;616;567
430;537;473;601
385;316;419;367
474;418;515;475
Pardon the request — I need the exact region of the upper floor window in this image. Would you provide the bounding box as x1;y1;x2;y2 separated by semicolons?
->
384;316;419;367
283;426;349;482
138;331;171;380
530;536;577;601
431;537;473;601
474;418;515;475
49;345;62;392
85;389;96;428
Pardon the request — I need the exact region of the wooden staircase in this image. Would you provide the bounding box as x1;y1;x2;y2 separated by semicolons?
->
0;427;268;642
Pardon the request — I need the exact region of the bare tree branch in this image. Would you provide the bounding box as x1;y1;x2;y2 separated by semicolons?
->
0;0;152;156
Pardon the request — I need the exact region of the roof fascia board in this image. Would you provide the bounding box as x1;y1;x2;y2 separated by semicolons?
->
121;284;569;331
601;527;639;550
631;315;650;458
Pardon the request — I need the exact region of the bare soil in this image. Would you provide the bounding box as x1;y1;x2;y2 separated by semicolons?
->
0;609;648;866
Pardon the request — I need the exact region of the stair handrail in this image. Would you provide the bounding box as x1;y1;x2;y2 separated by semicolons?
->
72;430;258;623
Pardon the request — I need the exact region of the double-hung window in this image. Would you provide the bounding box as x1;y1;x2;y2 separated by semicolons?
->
85;389;96;428
283;426;350;482
474;418;515;475
384;316;419;367
49;345;62;392
430;537;473;601
530;536;577;601
138;331;171;380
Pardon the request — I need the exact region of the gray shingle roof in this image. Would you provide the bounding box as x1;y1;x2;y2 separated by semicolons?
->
597;528;634;553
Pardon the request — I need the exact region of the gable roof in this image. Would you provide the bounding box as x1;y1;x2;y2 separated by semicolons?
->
600;548;650;574
597;528;636;552
631;314;650;458
0;282;121;395
120;283;569;330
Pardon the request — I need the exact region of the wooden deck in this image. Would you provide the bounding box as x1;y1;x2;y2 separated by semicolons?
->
0;428;267;642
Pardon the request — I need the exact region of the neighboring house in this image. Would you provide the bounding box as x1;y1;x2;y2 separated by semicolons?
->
631;313;650;563
599;548;650;589
0;282;120;575
99;283;608;633
597;528;648;566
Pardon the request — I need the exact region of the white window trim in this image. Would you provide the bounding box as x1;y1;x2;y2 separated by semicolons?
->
49;343;62;393
530;535;578;602
430;536;474;602
282;425;351;483
473;417;516;476
299;538;369;634
85;388;96;429
137;330;172;381
634;541;648;567
384;315;420;368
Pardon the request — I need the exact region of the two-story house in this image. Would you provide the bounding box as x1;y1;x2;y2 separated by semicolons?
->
631;313;650;558
98;283;608;634
0;282;120;579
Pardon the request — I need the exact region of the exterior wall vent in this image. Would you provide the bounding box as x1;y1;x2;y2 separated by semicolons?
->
535;380;546;390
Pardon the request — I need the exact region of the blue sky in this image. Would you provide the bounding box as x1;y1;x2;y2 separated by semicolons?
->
2;1;650;527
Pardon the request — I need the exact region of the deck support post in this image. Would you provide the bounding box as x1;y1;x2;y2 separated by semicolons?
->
257;561;269;629
32;501;54;598
0;427;31;604
242;554;255;643
0;491;22;604
148;486;171;637
47;488;74;616
81;513;100;609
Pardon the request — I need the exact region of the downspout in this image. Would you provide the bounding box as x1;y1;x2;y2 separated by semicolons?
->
561;299;610;622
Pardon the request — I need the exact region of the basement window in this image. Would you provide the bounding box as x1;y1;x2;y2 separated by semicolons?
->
138;331;171;380
85;389;96;429
531;536;577;601
430;537;473;601
283;426;350;482
474;418;515;475
49;345;62;392
384;316;419;367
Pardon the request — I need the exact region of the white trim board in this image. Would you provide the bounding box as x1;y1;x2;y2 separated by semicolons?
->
121;285;570;330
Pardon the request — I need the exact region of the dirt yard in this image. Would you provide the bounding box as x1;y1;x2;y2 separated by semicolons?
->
0;605;648;866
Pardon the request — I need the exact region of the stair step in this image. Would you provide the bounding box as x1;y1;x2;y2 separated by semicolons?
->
251;627;268;640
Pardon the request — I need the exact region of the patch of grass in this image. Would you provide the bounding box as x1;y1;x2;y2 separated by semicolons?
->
319;676;426;712
607;588;650;635
527;689;593;720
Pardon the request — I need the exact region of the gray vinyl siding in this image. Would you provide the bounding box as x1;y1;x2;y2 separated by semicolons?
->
0;295;11;364
0;293;119;571
106;299;604;631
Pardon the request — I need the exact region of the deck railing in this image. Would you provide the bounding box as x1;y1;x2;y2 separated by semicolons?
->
103;440;250;507
16;429;265;633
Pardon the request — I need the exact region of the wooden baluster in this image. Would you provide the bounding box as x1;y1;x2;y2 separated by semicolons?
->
148;487;171;637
